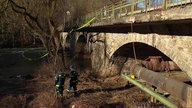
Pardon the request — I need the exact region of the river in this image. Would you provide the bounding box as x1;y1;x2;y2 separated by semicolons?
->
0;48;47;94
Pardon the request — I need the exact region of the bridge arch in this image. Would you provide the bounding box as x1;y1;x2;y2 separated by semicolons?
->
64;34;71;49
76;34;87;52
75;33;92;70
108;42;181;76
105;33;192;80
111;42;171;61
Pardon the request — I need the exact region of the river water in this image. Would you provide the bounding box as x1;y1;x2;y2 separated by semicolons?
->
0;48;47;94
0;48;47;75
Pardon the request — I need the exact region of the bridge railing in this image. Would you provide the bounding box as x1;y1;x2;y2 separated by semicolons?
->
68;0;191;29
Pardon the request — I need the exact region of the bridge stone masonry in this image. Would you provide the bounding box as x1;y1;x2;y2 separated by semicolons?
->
61;31;192;80
60;30;192;106
61;2;192;79
83;33;192;79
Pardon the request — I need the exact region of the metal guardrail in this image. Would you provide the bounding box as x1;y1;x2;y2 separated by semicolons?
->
68;0;192;29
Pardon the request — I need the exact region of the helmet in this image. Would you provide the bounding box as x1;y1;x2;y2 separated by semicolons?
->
70;65;76;70
59;69;65;76
59;68;62;71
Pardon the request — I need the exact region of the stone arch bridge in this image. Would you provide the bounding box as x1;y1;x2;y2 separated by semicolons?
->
59;1;192;106
61;3;192;81
61;32;192;81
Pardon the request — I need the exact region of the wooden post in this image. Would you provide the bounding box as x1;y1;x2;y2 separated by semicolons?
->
151;86;157;103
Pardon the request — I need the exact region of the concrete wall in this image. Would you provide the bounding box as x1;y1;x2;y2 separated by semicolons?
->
87;32;192;80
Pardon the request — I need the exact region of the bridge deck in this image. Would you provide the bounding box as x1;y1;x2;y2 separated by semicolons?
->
66;0;192;34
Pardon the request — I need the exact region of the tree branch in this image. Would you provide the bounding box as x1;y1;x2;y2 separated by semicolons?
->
24;16;35;30
9;0;44;31
0;0;9;13
48;0;57;29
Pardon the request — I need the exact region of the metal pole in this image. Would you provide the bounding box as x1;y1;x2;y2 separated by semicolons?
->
122;75;178;108
131;0;134;15
112;5;115;18
165;0;169;9
145;0;149;13
120;0;123;17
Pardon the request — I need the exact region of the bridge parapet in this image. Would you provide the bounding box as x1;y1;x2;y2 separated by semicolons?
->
67;0;192;29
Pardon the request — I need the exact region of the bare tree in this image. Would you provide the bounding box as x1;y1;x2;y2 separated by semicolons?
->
0;0;67;70
0;0;109;70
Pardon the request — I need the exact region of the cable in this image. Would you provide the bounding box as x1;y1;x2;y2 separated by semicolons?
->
131;21;137;63
21;50;49;61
